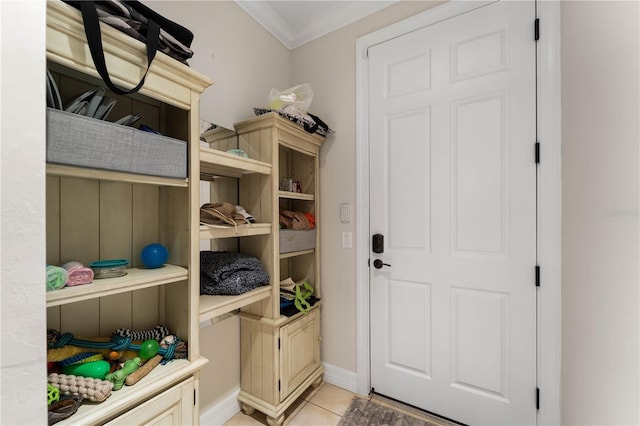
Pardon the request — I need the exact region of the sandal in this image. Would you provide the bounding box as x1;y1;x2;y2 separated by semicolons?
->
200;202;252;232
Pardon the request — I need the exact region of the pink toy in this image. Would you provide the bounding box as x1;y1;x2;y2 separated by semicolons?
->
60;261;94;286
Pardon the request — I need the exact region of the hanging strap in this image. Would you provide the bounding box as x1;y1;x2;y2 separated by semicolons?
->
79;1;160;95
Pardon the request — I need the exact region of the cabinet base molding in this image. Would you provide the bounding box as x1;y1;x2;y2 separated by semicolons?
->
237;366;324;422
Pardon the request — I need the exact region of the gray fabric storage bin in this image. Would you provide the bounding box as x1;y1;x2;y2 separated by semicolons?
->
279;229;316;253
47;108;187;178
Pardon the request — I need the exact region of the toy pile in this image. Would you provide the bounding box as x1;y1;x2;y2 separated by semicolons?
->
46;325;186;424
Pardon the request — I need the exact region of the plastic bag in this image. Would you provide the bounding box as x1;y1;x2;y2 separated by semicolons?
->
268;83;313;113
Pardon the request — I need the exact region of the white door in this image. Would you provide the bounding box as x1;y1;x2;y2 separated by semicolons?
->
369;2;537;425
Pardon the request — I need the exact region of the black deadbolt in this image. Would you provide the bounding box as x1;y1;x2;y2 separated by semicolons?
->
372;234;384;253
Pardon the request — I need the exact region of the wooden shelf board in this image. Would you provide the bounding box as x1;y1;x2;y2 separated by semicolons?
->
46;264;188;307
199;286;272;322
47;164;188;187
279;249;315;259
238;301;322;327
199;223;272;239
200;147;271;178
56;357;208;426
278;191;314;201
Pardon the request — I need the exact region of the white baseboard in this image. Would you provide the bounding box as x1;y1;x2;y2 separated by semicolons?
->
322;362;358;394
200;387;241;426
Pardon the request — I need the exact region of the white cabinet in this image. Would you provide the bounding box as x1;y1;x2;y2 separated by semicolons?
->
45;1;211;423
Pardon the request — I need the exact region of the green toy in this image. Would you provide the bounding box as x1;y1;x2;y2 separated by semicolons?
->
47;384;60;406
139;339;159;361
294;282;314;314
106;357;141;390
62;360;110;379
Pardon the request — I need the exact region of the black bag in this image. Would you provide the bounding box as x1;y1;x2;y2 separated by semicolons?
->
62;0;194;95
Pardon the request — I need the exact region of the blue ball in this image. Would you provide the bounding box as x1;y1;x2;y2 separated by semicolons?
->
141;243;168;269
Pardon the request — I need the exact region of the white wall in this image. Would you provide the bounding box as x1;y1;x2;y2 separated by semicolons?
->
0;1;48;424
291;0;444;374
146;1;292;411
561;1;639;424
147;0;291;131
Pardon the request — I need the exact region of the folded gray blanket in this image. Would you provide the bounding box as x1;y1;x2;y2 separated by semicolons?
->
200;251;270;296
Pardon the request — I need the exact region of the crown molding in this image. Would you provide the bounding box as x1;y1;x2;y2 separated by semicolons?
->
235;0;397;50
235;1;293;48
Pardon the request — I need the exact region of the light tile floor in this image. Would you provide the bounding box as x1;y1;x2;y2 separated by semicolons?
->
224;382;457;426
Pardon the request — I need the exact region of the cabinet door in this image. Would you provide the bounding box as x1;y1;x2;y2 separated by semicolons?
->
105;377;195;426
279;308;321;400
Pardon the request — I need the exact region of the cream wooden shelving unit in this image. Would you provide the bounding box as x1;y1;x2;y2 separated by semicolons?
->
199;113;325;425
45;1;211;424
231;113;325;426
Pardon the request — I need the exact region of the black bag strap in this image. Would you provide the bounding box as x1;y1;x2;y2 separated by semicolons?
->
79;1;160;95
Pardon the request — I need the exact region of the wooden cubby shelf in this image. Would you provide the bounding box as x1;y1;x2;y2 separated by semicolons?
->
278;190;315;201
279;248;315;259
47;164;189;187
199;223;272;240
199;286;273;323
200;146;271;179
46;264;188;307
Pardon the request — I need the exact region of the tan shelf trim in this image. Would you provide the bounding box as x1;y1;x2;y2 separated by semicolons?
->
278;191;314;201
279;248;315;259
46;264;188;307
201;127;237;143
56;357;208;426
199;286;273;322
239;302;322;327
46;164;189;187
47;0;212;110
199;223;272;239
234;112;324;144
200;147;272;179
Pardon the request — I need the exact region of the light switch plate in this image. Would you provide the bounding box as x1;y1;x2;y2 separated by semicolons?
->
342;231;353;249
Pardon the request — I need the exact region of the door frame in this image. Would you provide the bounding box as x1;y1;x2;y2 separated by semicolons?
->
354;1;562;424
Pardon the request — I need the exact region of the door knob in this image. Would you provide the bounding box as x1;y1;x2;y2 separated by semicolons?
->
373;259;391;269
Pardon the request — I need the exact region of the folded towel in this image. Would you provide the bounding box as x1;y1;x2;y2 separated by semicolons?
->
60;261;94;286
47;265;68;291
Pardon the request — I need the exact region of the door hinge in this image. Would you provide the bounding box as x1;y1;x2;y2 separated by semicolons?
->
278;338;281;350
194;389;197;406
535;265;541;287
534;18;540;41
536;387;540;410
535;142;540;163
278;380;281;391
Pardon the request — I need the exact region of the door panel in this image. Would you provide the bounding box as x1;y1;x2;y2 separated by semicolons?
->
369;2;536;424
